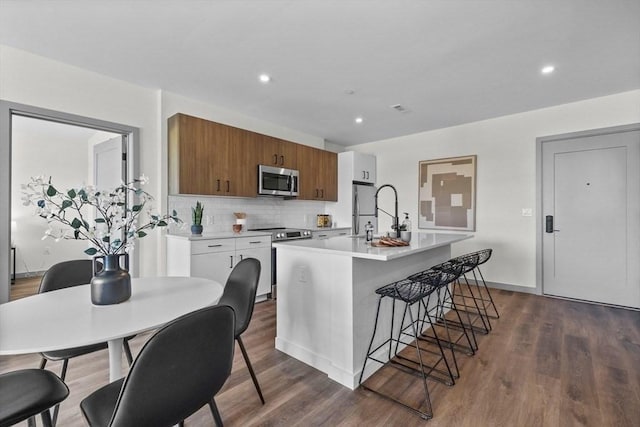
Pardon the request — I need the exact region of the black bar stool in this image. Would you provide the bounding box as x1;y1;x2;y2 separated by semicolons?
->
431;258;488;352
358;270;459;419
452;249;499;319
407;263;476;377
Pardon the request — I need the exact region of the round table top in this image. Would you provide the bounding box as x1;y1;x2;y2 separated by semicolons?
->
0;276;224;355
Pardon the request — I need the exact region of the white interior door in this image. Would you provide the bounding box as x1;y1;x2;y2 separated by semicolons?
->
542;129;640;308
93;136;128;257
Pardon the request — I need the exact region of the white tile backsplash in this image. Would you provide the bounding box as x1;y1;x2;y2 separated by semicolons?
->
168;195;332;234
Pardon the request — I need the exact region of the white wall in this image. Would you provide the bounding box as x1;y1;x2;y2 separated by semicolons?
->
0;45;160;278
11;117;91;275
353;90;640;290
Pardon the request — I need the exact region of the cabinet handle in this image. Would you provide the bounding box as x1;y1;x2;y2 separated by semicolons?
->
249;241;262;244
226;180;230;192
217;179;221;192
207;244;223;248
362;171;366;179
339;232;347;236
273;154;278;164
320;189;324;198
240;254;244;261
229;255;234;268
366;171;369;180
318;234;327;237
315;189;319;198
280;155;284;165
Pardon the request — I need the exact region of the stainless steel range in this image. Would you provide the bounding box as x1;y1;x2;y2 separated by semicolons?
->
249;227;312;242
248;227;312;299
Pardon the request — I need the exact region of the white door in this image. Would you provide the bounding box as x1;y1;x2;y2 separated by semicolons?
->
94;136;126;189
93;136;130;263
542;129;640;308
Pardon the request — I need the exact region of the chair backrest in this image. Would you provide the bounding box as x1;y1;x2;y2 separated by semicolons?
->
218;258;261;337
39;259;98;293
108;304;235;427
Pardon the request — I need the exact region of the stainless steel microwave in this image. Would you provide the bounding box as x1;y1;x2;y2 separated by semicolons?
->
258;165;299;196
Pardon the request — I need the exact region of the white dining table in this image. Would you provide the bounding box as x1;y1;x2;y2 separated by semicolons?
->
0;276;224;382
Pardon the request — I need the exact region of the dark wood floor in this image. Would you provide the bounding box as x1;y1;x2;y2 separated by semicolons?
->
2;279;639;426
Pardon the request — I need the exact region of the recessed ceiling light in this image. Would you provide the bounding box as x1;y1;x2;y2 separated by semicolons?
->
355;117;364;124
541;65;555;74
259;74;271;83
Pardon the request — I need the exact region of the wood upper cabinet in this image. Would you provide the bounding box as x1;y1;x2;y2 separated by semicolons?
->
169;112;335;199
297;145;337;201
259;136;297;169
168;113;256;197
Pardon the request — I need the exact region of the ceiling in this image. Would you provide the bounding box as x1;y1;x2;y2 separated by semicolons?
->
1;0;638;146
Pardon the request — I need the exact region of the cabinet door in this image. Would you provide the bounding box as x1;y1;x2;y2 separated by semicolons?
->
296;144;319;200
191;250;235;286
319;150;337;201
170;114;214;195
227;126;257;197
297;146;337;201
259;135;297;169
352;152;376;184
236;247;271;296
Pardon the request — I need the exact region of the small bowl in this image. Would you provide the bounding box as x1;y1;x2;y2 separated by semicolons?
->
232;224;242;233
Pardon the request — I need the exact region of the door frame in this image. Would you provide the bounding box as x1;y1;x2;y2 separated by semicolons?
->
0;100;140;303
535;122;640;296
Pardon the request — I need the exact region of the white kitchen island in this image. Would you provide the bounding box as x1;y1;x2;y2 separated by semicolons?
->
273;232;472;390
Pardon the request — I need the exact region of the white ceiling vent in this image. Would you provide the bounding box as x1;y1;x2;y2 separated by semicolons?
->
390;104;409;113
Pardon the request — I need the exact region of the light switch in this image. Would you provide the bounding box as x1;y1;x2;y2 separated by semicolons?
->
521;208;532;217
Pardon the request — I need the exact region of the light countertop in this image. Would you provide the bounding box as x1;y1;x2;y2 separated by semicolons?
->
273;232;472;261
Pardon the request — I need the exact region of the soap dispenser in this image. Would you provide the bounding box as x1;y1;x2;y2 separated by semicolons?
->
400;213;412;242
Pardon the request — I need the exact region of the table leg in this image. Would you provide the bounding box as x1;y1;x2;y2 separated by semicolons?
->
108;338;125;382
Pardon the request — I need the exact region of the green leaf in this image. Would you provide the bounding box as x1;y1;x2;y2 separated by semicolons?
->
157;220;167;227
71;218;82;229
83;220;90;230
132;204;142;212
46;185;57;197
67;189;76;198
137;231;147;238
102;236;110;242
172;210;178;216
61;200;73;210
84;247;98;256
95;218;106;223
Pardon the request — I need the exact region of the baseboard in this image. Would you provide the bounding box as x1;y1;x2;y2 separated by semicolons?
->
464;278;539;295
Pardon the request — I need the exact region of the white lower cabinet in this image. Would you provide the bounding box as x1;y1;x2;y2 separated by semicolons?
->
166;234;272;298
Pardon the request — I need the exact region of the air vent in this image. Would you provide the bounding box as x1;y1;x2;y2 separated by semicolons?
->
390;104;409;113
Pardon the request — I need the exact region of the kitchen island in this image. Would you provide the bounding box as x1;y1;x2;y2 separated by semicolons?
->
273;232;472;389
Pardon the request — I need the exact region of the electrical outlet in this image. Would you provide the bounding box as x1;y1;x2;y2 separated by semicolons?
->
298;267;307;283
206;215;214;225
521;208;532;217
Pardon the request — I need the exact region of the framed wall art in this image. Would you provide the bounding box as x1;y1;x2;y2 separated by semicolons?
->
418;155;476;231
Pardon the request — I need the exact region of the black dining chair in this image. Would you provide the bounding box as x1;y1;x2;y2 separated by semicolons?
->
80;304;236;427
0;369;69;427
37;259;135;425
218;257;265;404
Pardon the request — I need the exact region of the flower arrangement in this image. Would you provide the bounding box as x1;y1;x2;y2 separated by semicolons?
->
22;175;181;256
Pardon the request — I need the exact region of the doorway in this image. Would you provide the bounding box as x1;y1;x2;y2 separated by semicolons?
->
0;100;139;303
539;124;640;308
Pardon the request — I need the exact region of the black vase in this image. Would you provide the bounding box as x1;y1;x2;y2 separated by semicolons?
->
91;253;131;305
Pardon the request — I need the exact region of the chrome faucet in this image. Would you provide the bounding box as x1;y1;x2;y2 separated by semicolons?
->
374;184;399;235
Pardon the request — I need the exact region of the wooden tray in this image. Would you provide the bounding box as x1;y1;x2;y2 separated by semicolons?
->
371;237;409;247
